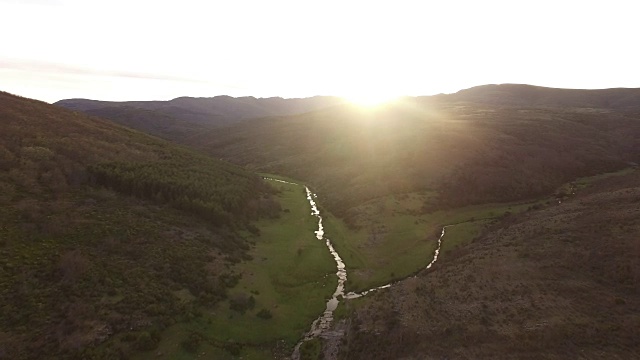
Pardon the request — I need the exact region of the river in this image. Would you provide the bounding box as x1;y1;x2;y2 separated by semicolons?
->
264;178;449;359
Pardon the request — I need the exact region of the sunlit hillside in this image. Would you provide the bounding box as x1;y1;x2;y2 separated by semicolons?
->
191;92;640;218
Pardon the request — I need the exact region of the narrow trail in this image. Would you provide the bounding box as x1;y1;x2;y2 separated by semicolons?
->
264;178;450;359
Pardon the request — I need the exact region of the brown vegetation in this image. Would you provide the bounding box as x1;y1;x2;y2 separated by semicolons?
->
340;170;640;359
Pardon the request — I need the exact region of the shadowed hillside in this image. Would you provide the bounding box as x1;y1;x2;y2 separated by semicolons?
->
83;106;207;141
0;91;279;359
340;168;640;359
55;95;345;141
56;85;640;143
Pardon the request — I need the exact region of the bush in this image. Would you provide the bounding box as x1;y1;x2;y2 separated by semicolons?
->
256;308;273;319
229;294;255;314
181;333;201;353
134;331;158;351
224;342;241;356
247;223;261;236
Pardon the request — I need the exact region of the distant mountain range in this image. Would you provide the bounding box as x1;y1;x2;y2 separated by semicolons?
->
54;85;640;141
431;84;640;109
55;95;345;140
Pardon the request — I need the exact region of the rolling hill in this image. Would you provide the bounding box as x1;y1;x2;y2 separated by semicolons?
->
54;95;345;141
82;106;207;142
190;96;640;220
0;91;279;359
55;85;640;144
433;83;640;110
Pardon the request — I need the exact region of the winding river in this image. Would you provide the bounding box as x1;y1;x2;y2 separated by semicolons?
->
264;178;449;359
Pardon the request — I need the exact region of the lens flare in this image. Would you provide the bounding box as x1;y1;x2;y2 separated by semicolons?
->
342;91;400;107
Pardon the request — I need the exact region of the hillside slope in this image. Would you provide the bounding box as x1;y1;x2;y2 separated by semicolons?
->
340;169;640;359
431;84;640;110
0;91;277;359
83;106;207;141
55;85;640;144
193;100;640;218
54;95;345;141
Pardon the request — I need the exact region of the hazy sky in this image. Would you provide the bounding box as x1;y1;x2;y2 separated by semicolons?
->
1;0;639;103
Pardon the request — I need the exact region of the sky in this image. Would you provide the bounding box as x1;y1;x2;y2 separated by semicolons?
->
1;0;639;103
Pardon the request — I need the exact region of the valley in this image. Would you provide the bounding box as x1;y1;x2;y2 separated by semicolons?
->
4;0;640;358
2;85;640;359
132;178;336;359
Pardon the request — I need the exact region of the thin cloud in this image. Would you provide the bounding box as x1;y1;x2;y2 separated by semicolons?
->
0;58;208;84
0;0;61;5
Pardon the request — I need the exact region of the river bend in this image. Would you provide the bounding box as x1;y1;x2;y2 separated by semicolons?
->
264;178;448;358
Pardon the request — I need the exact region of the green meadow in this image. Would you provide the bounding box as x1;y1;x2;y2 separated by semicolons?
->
323;192;544;292
134;169;638;358
135;179;335;359
207;180;334;344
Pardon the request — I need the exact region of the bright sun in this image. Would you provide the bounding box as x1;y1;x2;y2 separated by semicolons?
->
343;91;400;107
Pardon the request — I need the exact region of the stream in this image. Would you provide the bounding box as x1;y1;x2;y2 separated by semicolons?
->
264;178;449;359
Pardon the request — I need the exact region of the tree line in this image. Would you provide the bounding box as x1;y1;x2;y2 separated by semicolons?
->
88;159;279;227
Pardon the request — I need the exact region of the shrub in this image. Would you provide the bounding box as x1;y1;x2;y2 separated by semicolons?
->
134;331;158;351
256;309;273;319
181;333;201;353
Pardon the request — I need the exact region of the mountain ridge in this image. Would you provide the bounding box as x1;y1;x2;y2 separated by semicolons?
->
54;95;346;140
54;84;640;142
436;83;640;109
55;95;346;121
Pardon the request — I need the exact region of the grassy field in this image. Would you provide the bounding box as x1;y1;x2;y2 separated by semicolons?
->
440;219;493;255
207;180;334;343
135;179;335;359
332;168;640;307
322;192;546;292
556;166;637;196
